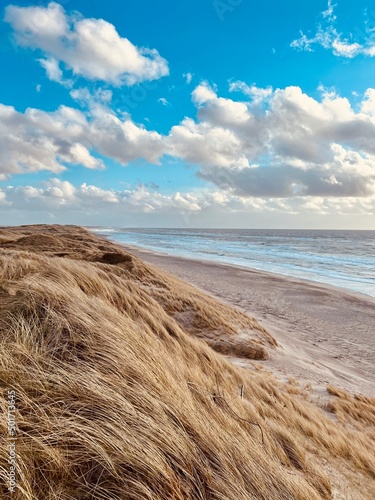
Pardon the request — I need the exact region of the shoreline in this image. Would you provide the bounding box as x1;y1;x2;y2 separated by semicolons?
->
118;241;375;301
89;228;375;301
120;242;375;398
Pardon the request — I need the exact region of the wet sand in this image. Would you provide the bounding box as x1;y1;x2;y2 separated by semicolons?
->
124;245;375;398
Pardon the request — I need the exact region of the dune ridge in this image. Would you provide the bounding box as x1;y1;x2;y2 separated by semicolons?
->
0;225;374;499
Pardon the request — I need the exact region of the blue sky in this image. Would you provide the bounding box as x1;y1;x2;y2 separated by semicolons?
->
0;0;375;228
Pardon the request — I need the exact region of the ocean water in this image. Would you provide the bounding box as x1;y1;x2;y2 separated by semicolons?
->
91;228;375;298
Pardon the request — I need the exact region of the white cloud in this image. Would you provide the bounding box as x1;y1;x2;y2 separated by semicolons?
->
166;84;375;198
5;2;169;86
2;77;375;202
183;72;193;84
0;190;8;205
70;87;113;114
361;89;375;115
0;104;85;177
229;81;273;104
1;179;203;215
364;46;375;57
87;111;164;165
168;117;251;169
79;183;119;204
1;180;374;226
65;143;102;170
331;40;362;58
322;0;336;21
290;32;314;52
191;82;217;105
192;83;251;125
0;101;164;178
158;97;169;106
291;1;375;58
38;56;71;86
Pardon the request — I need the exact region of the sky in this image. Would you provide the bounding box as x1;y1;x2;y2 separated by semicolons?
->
1;0;375;229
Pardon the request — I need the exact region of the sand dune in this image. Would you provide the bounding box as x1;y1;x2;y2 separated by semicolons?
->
0;225;374;499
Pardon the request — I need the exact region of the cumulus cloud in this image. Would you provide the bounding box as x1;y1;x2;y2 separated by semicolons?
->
2;76;375;202
5;2;169;86
168;118;251;169
88;112;164;165
361;89;375;115
166;83;375;198
5;80;375;199
0;103;100;177
290;1;375;58
0;101;164;178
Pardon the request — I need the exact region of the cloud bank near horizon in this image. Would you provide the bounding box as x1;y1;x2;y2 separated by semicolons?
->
1;178;374;225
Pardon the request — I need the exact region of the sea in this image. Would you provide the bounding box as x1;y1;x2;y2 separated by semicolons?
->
91;228;375;298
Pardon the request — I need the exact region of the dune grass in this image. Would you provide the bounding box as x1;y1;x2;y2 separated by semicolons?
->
0;225;374;499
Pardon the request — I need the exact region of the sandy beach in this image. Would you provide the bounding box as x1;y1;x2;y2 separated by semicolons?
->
123;245;375;398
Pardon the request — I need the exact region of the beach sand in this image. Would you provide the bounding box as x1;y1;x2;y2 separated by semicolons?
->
123;245;375;399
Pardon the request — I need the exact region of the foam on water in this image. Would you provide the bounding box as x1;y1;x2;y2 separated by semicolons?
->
91;227;375;298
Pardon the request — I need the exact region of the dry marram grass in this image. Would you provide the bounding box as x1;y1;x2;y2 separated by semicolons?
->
0;225;374;499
